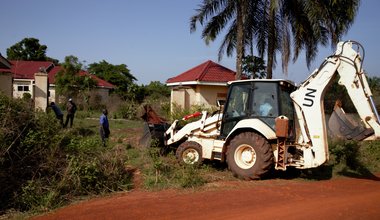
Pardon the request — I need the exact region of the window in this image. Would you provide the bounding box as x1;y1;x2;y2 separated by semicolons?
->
251;83;278;117
225;84;250;117
17;85;30;91
221;83;251;136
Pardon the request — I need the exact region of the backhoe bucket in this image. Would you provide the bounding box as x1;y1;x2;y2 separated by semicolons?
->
328;101;373;141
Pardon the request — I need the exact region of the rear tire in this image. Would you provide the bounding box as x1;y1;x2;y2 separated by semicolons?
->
226;132;273;180
176;141;203;165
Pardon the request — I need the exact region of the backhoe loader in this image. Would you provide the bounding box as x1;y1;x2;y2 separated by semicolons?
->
159;41;380;180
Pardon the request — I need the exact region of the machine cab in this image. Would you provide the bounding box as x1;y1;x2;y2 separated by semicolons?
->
220;79;296;139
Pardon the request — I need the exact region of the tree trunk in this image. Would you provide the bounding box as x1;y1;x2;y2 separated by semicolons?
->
266;5;275;79
235;0;246;80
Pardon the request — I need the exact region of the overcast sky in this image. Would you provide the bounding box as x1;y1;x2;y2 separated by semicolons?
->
1;0;379;85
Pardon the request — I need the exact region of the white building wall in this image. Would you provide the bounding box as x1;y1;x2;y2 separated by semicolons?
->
170;84;228;111
48;85;57;103
195;85;228;107
13;79;34;99
34;72;49;111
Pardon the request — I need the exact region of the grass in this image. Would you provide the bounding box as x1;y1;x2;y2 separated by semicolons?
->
42;115;380;187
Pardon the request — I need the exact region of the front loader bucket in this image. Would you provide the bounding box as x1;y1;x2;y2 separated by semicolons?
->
139;122;168;147
139;122;152;147
328;102;373;141
139;104;168;148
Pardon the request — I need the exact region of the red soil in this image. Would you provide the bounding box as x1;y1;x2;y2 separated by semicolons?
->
33;175;380;220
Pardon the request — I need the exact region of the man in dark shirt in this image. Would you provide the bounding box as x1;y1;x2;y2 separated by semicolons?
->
50;102;64;127
64;98;77;128
100;109;110;147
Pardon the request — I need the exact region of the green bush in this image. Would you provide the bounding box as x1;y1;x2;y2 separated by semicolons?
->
139;142;207;190
19;179;61;211
329;140;380;176
358;140;380;171
178;165;207;188
117;101;138;120
0;93;134;213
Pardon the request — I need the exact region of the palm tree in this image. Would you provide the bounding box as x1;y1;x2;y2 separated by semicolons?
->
190;0;250;80
274;0;360;77
190;0;360;79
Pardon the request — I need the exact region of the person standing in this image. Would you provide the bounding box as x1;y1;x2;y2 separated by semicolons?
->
64;98;77;128
99;109;110;147
50;102;64;127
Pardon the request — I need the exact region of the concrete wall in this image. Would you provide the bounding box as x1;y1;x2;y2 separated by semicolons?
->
13;79;34;99
48;85;57;103
49;86;111;106
34;72;49;111
195;85;228;106
94;88;110;103
0;72;13;97
171;87;187;109
170;84;228;111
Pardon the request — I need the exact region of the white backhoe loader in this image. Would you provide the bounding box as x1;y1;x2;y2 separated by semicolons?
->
162;41;380;180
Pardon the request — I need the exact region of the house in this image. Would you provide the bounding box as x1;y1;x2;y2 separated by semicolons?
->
0;54;12;97
166;60;236;110
10;60;54;99
48;66;115;104
5;60;114;104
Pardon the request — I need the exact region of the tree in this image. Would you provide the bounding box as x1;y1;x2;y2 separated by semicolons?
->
6;37;59;64
242;55;266;79
368;76;380;92
190;0;360;79
87;60;136;99
190;0;250;80
262;0;360;78
55;56;97;103
144;81;171;100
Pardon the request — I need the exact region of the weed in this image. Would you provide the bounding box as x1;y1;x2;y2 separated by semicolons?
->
178;165;206;188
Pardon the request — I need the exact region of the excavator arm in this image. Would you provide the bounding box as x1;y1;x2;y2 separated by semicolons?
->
290;41;380;168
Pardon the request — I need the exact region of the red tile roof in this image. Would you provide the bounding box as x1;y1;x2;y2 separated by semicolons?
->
4;60;114;88
48;66;115;88
0;53;11;69
7;61;54;78
166;60;236;84
79;70;115;88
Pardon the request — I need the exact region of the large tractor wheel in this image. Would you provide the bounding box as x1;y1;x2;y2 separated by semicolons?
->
226;132;273;180
176;141;203;165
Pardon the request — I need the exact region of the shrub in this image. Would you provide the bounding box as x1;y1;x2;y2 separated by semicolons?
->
139;140;207;190
0;94;62;211
117;101;138;120
329;140;380;176
178;165;206;188
0;93;134;213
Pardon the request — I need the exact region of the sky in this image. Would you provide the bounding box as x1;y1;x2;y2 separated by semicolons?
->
1;0;379;85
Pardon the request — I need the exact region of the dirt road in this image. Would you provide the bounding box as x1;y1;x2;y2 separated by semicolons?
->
33;175;380;220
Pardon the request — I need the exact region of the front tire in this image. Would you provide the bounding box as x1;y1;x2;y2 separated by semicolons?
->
226;132;273;180
176;141;203;165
